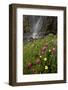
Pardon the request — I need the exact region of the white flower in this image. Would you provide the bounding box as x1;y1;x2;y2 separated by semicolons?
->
49;49;51;52
40;56;42;58
44;58;47;61
45;66;48;70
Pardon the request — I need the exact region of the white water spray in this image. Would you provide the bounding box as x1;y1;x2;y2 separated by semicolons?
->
32;17;43;39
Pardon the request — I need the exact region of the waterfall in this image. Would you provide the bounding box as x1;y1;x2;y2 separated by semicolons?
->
32;16;43;39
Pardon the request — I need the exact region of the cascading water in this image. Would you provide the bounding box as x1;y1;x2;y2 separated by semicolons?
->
31;16;43;39
23;15;43;42
23;15;57;42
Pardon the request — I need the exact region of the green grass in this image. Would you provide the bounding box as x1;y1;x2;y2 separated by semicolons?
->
23;34;57;74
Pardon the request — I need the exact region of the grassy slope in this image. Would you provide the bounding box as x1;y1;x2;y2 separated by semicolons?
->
23;34;57;74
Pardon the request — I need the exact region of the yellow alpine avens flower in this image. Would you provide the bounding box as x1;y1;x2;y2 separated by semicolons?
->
45;66;48;70
39;55;42;58
49;49;51;52
44;57;47;61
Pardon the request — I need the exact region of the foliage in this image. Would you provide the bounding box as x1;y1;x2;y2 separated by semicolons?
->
23;16;30;33
23;34;57;74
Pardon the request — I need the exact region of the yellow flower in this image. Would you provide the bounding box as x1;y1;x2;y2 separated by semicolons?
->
49;49;51;52
40;55;42;58
44;58;47;61
45;66;48;70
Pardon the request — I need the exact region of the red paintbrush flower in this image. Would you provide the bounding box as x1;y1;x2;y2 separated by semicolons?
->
41;46;47;51
27;62;32;69
41;51;45;55
51;47;56;54
36;58;41;64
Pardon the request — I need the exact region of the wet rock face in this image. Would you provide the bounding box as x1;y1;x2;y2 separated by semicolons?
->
23;15;57;41
45;16;57;35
